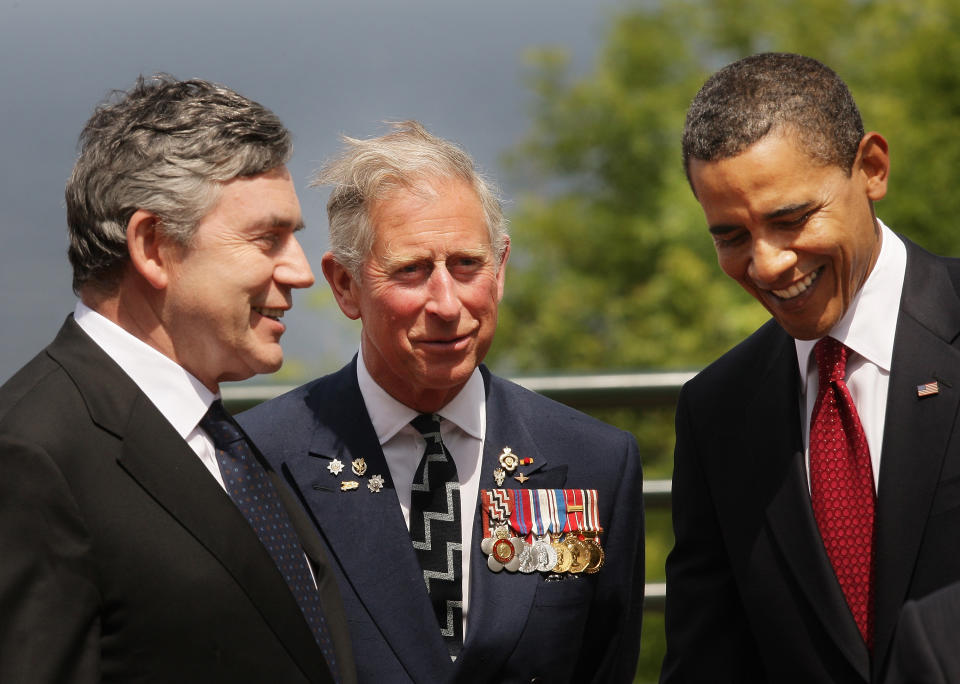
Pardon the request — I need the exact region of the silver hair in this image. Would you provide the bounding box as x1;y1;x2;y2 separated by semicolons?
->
313;120;507;279
66;74;292;294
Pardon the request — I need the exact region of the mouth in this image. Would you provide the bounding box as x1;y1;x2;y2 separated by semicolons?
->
252;306;286;321
771;267;823;300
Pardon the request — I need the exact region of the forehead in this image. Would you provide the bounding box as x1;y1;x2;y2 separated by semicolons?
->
689;133;841;215
369;177;489;253
206;166;302;228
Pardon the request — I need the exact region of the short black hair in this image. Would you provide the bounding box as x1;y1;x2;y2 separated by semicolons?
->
682;53;864;180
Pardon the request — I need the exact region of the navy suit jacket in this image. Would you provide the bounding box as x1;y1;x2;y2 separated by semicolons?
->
0;318;355;683
661;239;960;683
239;361;645;683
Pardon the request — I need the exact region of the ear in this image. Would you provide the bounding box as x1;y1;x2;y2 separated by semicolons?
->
126;209;171;290
495;237;510;303
856;132;890;202
321;252;362;320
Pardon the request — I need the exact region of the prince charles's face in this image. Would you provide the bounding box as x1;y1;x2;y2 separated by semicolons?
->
323;176;508;412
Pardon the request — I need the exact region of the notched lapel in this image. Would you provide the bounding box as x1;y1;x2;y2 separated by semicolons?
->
752;336;871;680
874;306;960;671
460;376;560;677
117;394;328;681
290;404;453;684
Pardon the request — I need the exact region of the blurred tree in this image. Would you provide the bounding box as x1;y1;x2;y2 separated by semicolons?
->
489;0;960;375
485;2;960;682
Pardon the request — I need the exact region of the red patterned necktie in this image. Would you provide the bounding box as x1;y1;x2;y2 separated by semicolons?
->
809;337;876;648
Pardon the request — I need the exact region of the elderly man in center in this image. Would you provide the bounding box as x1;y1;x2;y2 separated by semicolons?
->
239;121;645;683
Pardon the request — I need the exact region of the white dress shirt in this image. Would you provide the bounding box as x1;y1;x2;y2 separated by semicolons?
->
356;351;485;640
796;219;907;490
73;301;225;489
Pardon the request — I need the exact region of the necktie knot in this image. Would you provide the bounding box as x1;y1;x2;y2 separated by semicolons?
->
815;336;848;385
411;413;443;440
199;399;244;449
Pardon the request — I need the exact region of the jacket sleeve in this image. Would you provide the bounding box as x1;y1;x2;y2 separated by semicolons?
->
0;437;101;683
659;388;763;683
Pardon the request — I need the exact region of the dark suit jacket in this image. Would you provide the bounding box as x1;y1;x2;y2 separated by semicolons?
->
0;317;356;683
660;239;960;683
238;361;645;683
884;580;960;684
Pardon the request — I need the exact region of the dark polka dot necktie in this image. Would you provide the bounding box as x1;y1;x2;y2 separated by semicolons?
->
809;337;876;648
409;413;463;661
200;399;340;681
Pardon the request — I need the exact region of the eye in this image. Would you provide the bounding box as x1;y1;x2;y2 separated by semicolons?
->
713;231;748;249
254;232;281;249
777;210;815;229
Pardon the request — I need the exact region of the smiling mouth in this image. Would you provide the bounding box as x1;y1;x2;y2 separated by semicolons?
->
772;267;823;300
253;307;285;321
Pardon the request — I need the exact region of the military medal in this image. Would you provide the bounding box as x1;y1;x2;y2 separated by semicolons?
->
340;481;359;491
498;447;520;473
351;458;367;477
367;473;385;493
493;467;506;486
551;533;573;572
328;458;345;476
480;490;522;572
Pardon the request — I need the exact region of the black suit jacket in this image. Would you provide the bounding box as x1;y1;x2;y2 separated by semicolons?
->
884;580;960;684
238;360;645;683
661;239;960;683
0;317;356;683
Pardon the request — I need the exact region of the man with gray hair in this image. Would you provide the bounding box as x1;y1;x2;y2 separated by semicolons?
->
239;121;645;683
0;76;355;683
662;53;960;683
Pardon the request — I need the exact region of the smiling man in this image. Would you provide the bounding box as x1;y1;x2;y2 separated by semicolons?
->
0;76;355;683
661;53;960;684
238;121;645;683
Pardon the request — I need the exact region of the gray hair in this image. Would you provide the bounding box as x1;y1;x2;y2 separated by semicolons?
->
682;53;865;181
66;74;292;294
313;120;507;279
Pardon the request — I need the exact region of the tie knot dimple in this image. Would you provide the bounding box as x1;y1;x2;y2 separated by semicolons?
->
815;336;848;385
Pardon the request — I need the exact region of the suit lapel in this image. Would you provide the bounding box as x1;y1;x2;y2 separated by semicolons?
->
873;242;960;673
47;319;330;682
456;370;566;677
757;330;871;680
287;364;453;684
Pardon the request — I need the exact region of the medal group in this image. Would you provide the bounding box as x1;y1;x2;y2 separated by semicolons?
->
480;488;605;575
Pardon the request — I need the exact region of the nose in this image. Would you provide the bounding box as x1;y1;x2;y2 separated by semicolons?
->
275;235;315;289
424;264;460;320
747;236;797;286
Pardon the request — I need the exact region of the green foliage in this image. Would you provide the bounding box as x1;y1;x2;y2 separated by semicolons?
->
482;2;960;681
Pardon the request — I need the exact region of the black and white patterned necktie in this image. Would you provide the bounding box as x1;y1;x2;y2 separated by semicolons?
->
200;399;340;681
409;413;463;660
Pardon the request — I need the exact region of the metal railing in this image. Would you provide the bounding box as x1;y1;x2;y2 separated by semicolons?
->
223;369;692;611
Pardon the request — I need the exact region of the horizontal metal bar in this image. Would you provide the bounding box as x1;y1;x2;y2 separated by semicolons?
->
221;370;696;412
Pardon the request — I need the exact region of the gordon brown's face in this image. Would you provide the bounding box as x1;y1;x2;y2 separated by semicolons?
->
159;166;314;391
688;131;889;340
324;177;508;412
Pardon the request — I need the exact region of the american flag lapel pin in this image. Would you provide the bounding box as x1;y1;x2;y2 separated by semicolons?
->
917;381;940;398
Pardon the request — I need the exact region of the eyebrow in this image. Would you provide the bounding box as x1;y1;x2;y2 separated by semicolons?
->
707;201;816;235
763;201;814;221
379;245;491;269
257;215;306;231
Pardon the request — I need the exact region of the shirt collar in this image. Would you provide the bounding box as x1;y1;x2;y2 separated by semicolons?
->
356;349;485;445
74;301;217;439
795;219;906;388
